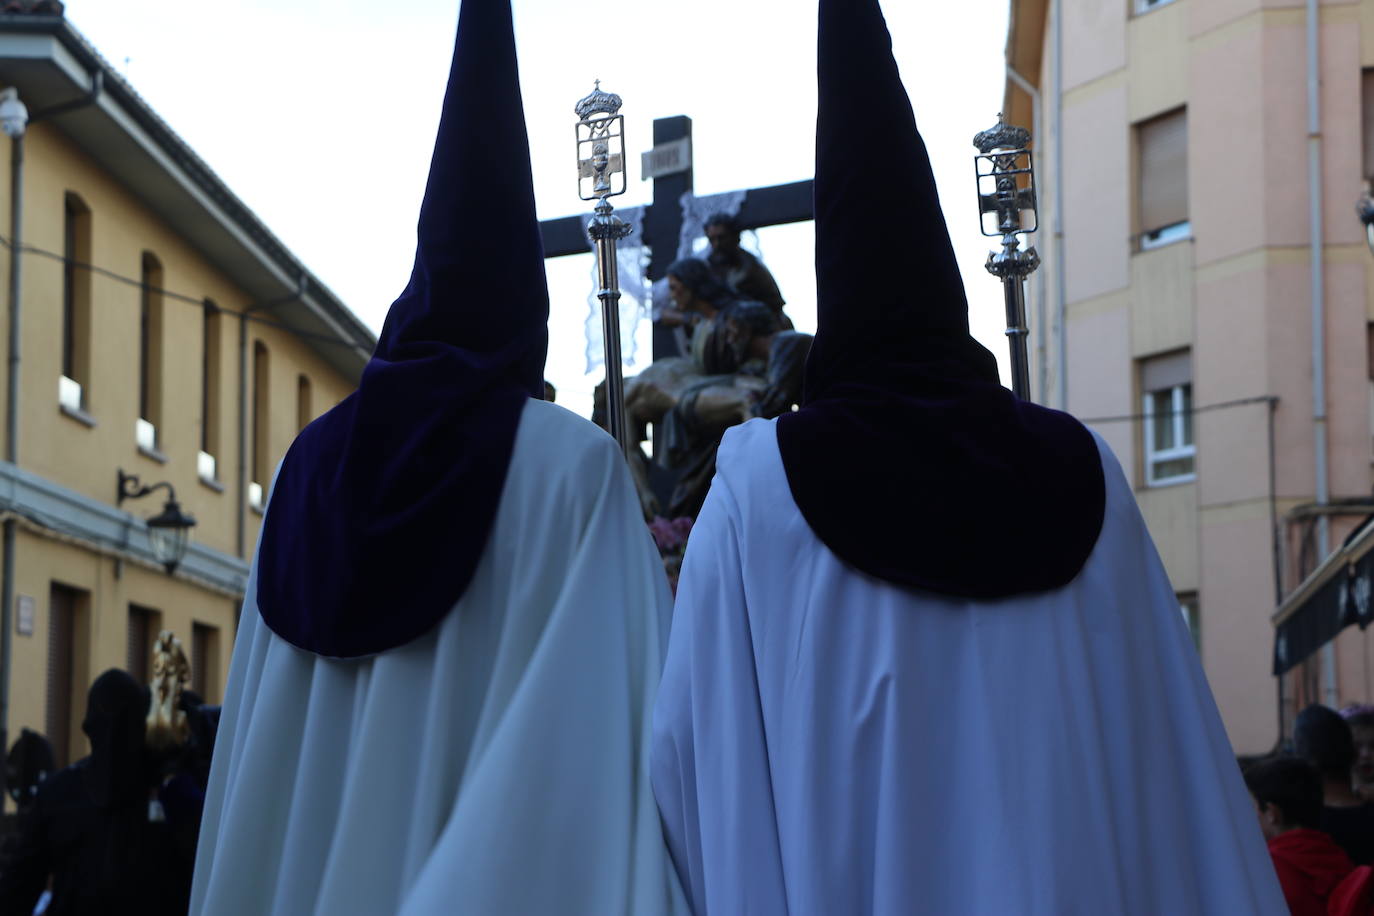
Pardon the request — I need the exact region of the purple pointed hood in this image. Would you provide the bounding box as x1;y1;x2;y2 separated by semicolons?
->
774;0;1105;598
256;0;549;657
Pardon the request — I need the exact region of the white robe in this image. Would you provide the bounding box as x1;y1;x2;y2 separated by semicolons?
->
651;418;1285;915
191;399;688;916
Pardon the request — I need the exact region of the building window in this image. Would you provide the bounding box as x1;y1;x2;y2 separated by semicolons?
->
1363;69;1374;184
1141;350;1196;485
61;193;92;413
296;374;312;432
47;584;86;767
138;252;164;451
1179;593;1200;650
1136;108;1190;250
127;604;160;685
251;341;269;511
191;622;220;703
200;301;223;484
1134;0;1178;14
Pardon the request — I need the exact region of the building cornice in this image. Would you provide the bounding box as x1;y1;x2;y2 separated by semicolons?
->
0;460;249;598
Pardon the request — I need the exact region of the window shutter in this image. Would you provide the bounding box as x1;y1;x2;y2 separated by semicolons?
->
1142;350;1191;394
127;606;152;685
1363;70;1374;182
1139;109;1189;234
46;587;75;767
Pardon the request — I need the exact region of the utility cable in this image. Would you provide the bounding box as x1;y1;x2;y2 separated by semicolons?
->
0;233;374;353
1079;394;1278;425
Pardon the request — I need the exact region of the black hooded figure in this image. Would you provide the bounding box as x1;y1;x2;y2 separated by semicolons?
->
651;5;1292;913
191;1;685;912
255;0;549;659
773;0;1105;596
0;669;193;916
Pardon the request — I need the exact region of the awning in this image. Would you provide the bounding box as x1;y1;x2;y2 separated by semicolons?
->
1272;517;1374;675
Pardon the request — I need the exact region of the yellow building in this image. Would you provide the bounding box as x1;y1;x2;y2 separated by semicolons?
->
0;8;374;768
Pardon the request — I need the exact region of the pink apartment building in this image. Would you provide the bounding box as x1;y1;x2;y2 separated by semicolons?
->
1003;0;1374;754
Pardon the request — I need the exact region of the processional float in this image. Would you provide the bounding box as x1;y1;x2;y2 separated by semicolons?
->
974;117;1041;401
575;82;634;459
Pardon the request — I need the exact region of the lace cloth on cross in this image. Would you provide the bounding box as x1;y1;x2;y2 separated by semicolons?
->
583;206;647;374
583;190;769;371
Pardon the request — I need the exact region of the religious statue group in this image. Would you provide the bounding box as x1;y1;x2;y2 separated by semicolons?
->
6;0;1308;913
605;215;810;519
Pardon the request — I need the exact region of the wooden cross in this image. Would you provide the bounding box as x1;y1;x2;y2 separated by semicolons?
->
539;115;814;359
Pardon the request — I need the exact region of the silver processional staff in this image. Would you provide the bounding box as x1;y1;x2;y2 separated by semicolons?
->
974;116;1040;401
575;81;634;459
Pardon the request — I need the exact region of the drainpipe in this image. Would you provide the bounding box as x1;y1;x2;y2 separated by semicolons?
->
236;312;249;558
0;72;102;758
1007;66;1046;405
0;106;24;763
1051;0;1067;412
236;276;307;558
1304;0;1335;706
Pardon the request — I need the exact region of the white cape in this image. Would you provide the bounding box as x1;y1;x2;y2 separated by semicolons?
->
651;418;1285;915
192;400;687;916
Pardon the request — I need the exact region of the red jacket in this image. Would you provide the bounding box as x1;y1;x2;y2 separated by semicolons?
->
1269;829;1355;916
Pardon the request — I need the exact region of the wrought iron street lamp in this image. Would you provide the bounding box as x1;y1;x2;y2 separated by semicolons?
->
117;470;196;574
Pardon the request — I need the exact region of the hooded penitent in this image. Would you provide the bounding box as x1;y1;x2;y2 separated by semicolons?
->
255;0;549;657
773;0;1104;597
81;668;150;809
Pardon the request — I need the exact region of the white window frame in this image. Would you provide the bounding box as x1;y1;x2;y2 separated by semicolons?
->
1143;383;1196;486
1179;595;1200;650
1134;0;1178;14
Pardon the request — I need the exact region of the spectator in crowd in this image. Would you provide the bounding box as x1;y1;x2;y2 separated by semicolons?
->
154;691;219;892
1245;756;1361;916
1295;704;1374;864
1341;704;1374;801
0;669;193;916
4;729;54;816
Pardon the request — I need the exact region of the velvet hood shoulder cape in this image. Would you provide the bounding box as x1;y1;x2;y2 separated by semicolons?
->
254;0;549;658
650;3;1284;912
193;6;690;911
773;0;1104;597
651;420;1286;915
193;402;688;916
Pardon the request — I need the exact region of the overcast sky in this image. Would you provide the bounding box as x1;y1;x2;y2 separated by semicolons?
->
64;0;1013;417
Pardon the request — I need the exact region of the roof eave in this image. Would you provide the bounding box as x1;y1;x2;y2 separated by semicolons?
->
1003;0;1049;135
